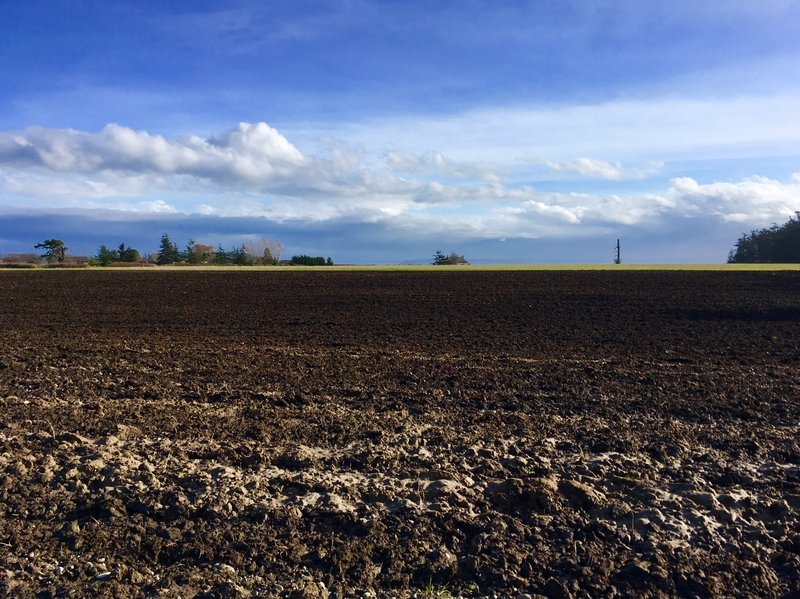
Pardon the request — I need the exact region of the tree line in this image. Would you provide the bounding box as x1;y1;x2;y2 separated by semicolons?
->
149;234;334;266
150;234;287;266
1;235;335;267
728;212;800;263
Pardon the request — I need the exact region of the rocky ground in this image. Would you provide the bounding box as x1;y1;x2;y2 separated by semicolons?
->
0;270;799;598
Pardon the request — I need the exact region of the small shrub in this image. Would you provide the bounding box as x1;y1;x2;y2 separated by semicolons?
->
1;253;38;263
432;250;469;265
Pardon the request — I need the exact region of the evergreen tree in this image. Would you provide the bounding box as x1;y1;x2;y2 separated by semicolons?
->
117;243;141;262
34;239;67;263
728;213;800;263
96;244;118;266
157;233;180;265
230;245;251;265
213;244;230;264
290;255;326;266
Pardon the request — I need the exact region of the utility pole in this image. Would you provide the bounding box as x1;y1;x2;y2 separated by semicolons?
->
614;239;621;264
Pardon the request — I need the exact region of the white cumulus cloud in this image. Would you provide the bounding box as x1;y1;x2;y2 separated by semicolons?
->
669;175;800;224
0;122;307;184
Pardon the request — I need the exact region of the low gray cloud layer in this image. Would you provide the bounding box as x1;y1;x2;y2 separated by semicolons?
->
0;206;749;264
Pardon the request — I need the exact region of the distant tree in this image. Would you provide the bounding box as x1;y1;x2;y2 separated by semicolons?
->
157;233;181;265
35;239;67;263
432;250;468;265
230;245;252;265
269;240;283;264
728;212;800;263
243;238;283;265
213;244;230;265
96;244;118;266
326;257;334;266
185;239;204;264
195;243;215;264
94;243;141;266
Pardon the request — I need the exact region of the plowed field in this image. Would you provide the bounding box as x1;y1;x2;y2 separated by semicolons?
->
1;271;799;598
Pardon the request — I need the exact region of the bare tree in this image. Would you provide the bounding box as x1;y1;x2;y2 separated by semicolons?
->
243;238;283;265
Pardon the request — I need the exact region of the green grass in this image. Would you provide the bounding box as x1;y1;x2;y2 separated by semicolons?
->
323;263;800;271
5;263;800;272
422;577;452;598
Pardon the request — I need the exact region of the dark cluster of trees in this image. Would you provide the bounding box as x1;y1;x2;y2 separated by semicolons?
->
96;243;141;265
289;255;334;266
432;250;468;265
728;213;800;263
155;235;224;265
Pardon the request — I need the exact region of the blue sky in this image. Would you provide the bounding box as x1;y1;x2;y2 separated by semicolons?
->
1;0;799;263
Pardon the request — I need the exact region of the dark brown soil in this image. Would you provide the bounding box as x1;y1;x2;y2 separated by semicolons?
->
1;271;799;598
